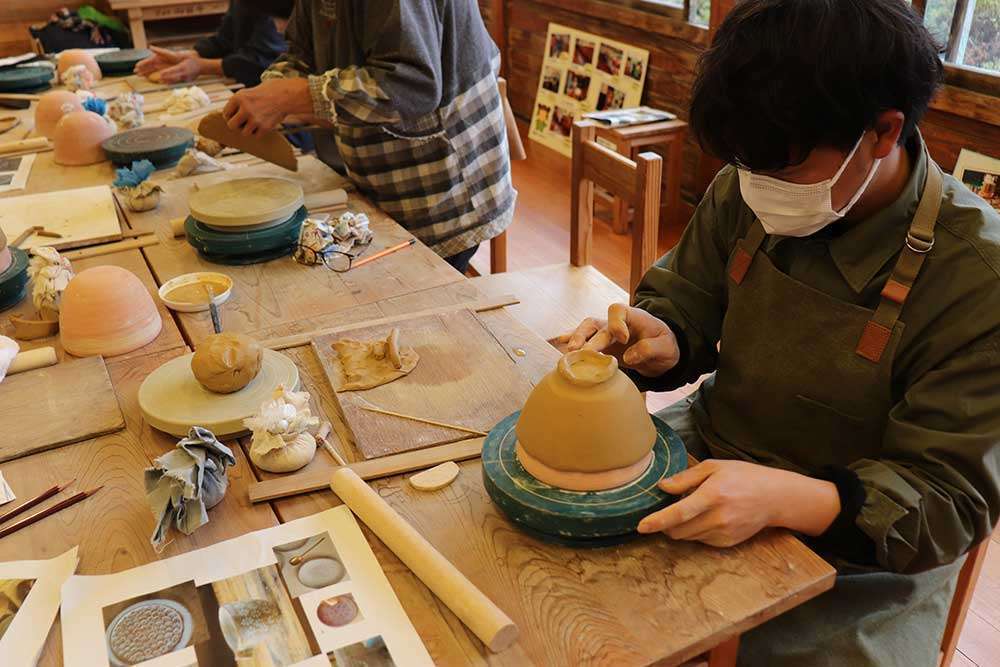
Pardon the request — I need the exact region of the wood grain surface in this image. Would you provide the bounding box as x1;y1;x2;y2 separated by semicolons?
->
312;309;534;459
0;355;124;462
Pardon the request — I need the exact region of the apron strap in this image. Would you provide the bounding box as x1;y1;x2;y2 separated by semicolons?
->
856;158;944;363
729;221;768;285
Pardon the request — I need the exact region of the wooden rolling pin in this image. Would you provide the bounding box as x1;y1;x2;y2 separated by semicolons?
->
0;137;48;156
8;347;57;375
329;467;519;652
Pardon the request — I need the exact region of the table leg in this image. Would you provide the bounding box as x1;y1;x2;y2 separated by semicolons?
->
611;138;633;235
666;135;685;231
707;634;740;667
128;9;148;49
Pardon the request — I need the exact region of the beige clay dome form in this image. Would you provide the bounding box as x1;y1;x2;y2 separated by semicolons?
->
57;49;102;81
53;111;113;166
36;91;84;139
515;349;657;491
60;266;162;357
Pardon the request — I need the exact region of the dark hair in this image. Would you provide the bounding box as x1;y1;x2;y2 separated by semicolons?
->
689;0;943;171
238;0;294;19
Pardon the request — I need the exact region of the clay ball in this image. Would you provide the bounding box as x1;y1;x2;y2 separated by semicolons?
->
191;333;263;393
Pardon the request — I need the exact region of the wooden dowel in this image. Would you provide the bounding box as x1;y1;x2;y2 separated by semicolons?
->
0;93;41;102
62;236;159;261
360;406;487;436
0;480;74;526
351;239;416;269
7;347;57;375
118;229;157;240
0;486;101;539
0;137;49;156
316;423;347;466
330;468;518;652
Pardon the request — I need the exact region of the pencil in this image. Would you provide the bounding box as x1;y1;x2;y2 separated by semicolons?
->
0;479;75;526
352;239;416;269
0;486;102;539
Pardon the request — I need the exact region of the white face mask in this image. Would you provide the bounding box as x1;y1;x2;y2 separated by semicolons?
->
738;133;882;237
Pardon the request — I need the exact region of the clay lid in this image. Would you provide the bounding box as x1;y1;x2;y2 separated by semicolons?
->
57;49;102;81
53;111;114;166
35;90;83;140
515;350;656;486
59;265;162;357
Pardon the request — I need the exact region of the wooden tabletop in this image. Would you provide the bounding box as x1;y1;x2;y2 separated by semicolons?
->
0;79;835;666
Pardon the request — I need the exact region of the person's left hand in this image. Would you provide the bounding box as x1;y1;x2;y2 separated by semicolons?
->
156;57;202;84
637;460;833;547
222;78;312;135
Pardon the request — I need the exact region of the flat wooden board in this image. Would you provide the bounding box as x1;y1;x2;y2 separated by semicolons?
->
311;309;534;460
0;355;124;462
0;185;122;251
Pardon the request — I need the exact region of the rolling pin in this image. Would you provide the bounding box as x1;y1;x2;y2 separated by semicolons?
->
329;467;519;652
8;347;58;375
0;136;48;156
170;217;187;238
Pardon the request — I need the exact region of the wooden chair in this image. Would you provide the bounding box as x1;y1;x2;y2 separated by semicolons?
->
940;538;991;666
571;120;663;295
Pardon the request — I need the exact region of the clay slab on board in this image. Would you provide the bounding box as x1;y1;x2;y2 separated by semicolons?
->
312;309;535;460
0;355;125;462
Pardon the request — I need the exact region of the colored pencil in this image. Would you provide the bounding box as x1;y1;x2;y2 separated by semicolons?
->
0;486;102;539
0;479;74;526
352;239;416;269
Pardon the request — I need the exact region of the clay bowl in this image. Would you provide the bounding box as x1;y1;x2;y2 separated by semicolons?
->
60;265;162;357
515;349;657;491
35;90;84;139
57;49;102;81
53;111;114;166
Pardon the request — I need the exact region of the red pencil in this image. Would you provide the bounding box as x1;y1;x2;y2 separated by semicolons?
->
352;238;416;269
0;486;102;539
0;479;75;526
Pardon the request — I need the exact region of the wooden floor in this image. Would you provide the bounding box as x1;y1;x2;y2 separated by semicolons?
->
474;131;1000;667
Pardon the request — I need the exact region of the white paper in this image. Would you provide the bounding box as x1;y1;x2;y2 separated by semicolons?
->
0;153;36;194
62;507;430;667
0;547;79;666
0;470;14;505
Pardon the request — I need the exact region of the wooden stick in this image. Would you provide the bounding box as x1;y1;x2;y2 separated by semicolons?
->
249;437;484;503
62;236;158;261
0;479;74;526
7;347;57;375
118;229;157;240
0;486;102;539
260;295;519;350
0;93;41;102
329;467;518;652
0;137;49;156
352;239;416;269
360;406;487;437
35;229;62;238
9;226;40;248
316;422;347;466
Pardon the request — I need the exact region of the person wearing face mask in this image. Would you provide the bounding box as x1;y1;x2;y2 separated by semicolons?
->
563;1;1000;664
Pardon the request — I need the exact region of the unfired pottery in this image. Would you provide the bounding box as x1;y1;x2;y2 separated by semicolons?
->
57;49;102;81
59;265;162;357
515;349;656;491
35;90;83;139
191;332;263;393
331;328;419;392
53;111;114;166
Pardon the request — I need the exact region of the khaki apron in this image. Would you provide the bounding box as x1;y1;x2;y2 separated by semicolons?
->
659;160;964;666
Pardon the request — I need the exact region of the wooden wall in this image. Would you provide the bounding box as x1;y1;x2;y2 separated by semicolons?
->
483;0;1000;202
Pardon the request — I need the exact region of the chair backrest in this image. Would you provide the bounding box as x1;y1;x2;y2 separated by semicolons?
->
939;538;991;666
570;120;662;295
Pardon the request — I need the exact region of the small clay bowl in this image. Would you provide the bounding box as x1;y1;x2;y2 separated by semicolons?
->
158;272;233;313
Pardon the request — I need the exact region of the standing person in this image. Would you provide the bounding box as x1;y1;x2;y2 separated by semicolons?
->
134;0;290;88
563;1;1000;665
220;0;516;272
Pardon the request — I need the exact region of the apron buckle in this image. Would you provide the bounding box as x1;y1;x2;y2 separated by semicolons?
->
906;232;934;254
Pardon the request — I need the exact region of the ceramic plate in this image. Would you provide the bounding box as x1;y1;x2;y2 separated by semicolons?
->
189;177;304;227
297;557;345;589
105;599;193;667
316;595;358;627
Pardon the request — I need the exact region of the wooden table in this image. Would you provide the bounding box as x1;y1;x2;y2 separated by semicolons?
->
596;119;689;235
110;0;230;49
0;86;835;667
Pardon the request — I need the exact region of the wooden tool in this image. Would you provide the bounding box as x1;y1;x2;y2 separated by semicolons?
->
204;283;222;334
198;112;297;171
360;405;488;437
330;467;518;652
0;486;102;539
8;226;39;248
0;93;41;102
0;136;48;156
0;115;20;135
0;479;74;526
7;347;57;375
35;229;62;238
352;239;416;270
61;236;159;261
316;422;347;466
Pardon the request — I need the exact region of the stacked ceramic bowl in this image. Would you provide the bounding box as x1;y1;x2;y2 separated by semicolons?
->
0;65;54;95
0;229;29;311
185;177;307;265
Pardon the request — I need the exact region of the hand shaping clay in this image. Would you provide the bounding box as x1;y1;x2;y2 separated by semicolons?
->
515;349;657;491
35;91;84;139
330;327;419;391
191;332;263;393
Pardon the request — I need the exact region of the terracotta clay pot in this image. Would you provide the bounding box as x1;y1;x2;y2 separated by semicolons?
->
35;91;84;139
60;265;162;357
53;111;114;166
515;349;657;491
57;49;102;81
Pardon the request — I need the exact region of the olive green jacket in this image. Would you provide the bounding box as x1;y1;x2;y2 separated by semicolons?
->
635;138;1000;574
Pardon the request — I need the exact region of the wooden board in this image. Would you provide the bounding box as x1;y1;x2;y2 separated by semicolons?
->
0;185;122;251
0;355;125;462
311;309;534;460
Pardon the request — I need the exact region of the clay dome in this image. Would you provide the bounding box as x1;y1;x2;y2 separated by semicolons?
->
35;91;84;139
57;49;102;81
515;349;657;491
60;266;162;357
53;111;114;166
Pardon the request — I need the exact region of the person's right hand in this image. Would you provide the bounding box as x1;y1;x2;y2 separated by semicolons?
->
555;303;681;377
134;47;195;77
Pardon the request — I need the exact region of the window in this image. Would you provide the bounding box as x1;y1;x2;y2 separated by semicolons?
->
917;1;998;74
631;0;711;28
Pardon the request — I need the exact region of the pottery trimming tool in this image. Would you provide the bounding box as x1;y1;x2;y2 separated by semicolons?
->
197;112;298;171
